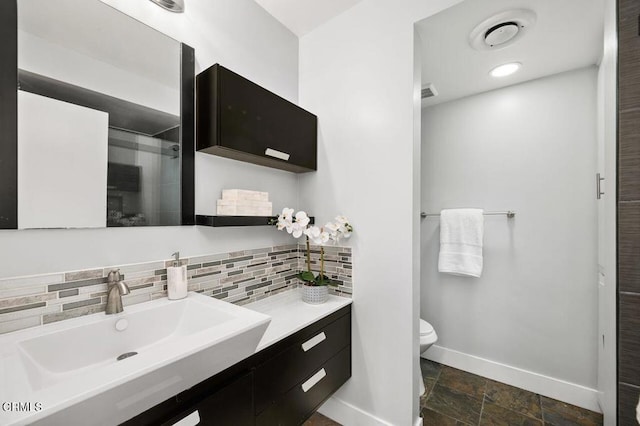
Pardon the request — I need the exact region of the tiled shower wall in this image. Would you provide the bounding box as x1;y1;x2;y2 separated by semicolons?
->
618;0;640;423
0;244;353;335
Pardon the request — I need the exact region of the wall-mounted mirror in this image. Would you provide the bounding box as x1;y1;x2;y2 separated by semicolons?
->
0;0;194;229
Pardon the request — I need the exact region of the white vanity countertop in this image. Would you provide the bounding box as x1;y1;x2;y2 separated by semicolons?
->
0;290;350;426
246;288;352;352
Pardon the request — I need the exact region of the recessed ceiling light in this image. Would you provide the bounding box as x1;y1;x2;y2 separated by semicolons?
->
490;62;521;78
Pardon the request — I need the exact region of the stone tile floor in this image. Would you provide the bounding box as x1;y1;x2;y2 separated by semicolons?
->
421;359;604;426
303;412;341;425
302;360;603;426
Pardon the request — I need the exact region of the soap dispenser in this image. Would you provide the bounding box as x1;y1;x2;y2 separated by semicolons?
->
167;252;187;300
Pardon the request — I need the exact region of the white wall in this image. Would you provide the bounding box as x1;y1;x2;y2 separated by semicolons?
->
18;91;108;229
596;0;617;422
421;68;599;402
19;30;180;116
0;0;300;279
298;1;462;425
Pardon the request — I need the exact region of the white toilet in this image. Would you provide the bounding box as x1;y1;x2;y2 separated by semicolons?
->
418;319;438;395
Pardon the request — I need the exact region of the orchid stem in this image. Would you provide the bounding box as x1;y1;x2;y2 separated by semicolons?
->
305;236;312;274
320;246;325;284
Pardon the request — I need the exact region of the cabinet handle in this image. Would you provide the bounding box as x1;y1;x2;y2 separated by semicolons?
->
265;148;290;161
172;410;200;426
596;173;604;199
301;368;327;393
301;332;326;352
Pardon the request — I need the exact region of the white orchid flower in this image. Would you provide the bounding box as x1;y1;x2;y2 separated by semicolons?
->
291;222;305;238
277;217;290;230
305;225;321;239
282;216;294;233
282;207;294;218
319;231;330;244
331;216;353;241
295;211;310;227
305;226;330;246
323;222;339;242
276;207;295;232
325;221;338;232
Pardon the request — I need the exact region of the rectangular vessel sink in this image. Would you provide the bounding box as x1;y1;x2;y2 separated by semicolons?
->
0;292;271;425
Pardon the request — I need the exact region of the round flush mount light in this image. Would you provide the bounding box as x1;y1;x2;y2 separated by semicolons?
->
489;62;522;78
469;9;536;51
149;0;184;13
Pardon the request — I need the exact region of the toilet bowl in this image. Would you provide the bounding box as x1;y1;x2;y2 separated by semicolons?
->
418;319;438;396
420;319;437;354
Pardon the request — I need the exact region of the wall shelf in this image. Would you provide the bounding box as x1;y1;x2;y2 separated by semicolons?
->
196;215;315;227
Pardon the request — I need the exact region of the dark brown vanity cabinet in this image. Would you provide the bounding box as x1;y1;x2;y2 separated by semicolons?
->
160;372;254;426
196;64;317;173
254;307;351;425
123;305;351;426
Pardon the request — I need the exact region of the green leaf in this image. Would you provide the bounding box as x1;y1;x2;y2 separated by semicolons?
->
298;271;315;282
314;274;332;286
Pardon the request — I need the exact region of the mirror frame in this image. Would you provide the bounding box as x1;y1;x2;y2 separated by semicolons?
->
0;1;195;229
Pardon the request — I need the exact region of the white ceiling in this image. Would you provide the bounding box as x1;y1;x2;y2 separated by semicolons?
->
416;0;605;108
253;0;364;36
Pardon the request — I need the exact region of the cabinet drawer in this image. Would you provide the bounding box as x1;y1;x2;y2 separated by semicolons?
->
160;372;253;426
254;312;350;414
256;345;351;426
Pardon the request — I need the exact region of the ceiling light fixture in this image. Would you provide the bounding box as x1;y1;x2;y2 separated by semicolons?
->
149;0;184;13
489;62;521;78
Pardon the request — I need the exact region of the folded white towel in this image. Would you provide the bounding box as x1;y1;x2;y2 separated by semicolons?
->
438;208;484;278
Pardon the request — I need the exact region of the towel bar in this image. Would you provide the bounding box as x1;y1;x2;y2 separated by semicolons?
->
420;210;516;218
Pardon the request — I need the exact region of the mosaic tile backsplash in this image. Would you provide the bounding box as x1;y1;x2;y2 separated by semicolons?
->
0;244;353;335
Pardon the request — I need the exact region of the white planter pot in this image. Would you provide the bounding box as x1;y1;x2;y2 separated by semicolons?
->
301;285;329;304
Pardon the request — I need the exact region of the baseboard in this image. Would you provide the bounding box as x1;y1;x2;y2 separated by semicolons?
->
423;345;601;413
318;396;395;426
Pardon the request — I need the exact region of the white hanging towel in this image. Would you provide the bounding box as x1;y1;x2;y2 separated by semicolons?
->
438;209;484;278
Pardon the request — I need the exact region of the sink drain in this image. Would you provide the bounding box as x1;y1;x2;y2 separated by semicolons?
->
116;352;138;361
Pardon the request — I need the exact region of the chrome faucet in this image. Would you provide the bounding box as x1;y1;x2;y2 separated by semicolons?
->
105;269;130;315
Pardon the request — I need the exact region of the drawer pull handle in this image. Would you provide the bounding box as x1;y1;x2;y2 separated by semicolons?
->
173;410;200;426
265;148;290;161
302;332;326;352
302;368;326;393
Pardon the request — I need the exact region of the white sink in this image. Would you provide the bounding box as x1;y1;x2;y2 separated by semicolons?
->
0;292;271;426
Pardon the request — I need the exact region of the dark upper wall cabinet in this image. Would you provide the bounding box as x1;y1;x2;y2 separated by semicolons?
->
196;64;317;173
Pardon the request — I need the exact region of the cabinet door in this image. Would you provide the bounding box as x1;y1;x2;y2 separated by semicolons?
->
217;66;316;171
197;64;317;173
162;372;254;426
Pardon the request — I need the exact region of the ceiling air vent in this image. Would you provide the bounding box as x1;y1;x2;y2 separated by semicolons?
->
484;21;520;47
469;9;536;51
421;83;438;99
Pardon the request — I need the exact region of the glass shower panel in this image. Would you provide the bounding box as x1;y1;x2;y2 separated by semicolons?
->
107;128;180;227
